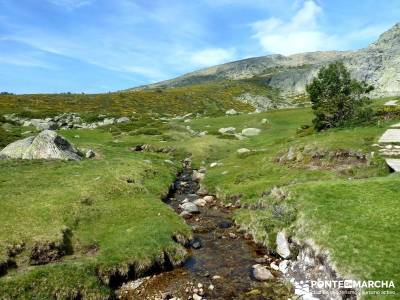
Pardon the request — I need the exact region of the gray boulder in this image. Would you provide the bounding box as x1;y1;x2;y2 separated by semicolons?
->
0;136;35;159
241;128;261;136
0;130;82;161
181;202;200;214
252;264;274;281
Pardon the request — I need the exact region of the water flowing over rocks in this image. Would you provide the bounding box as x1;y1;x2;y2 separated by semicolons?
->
117;159;292;299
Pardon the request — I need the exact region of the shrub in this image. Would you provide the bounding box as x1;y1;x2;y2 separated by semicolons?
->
306;62;374;131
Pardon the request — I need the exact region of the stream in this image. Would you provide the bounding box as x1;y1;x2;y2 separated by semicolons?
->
117;161;292;300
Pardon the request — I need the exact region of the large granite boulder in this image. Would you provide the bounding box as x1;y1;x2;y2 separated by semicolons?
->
0;130;82;161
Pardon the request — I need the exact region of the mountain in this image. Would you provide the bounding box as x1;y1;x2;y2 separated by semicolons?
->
132;23;400;98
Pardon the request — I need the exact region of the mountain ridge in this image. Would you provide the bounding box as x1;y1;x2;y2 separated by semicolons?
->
131;22;400;98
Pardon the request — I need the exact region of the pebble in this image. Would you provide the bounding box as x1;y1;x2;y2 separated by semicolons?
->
252;264;274;281
191;238;202;249
270;262;279;271
193;198;207;207
229;233;237;239
203;195;214;203
208;284;214;291
212;275;221;280
192;294;202;300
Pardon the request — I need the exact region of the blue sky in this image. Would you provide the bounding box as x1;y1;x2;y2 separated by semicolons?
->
0;0;399;94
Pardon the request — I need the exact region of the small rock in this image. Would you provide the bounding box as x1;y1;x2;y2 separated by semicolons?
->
198;167;207;174
261;118;269;124
181;202;200;214
279;260;289;274
234;133;246;140
196;186;209;196
270;262;279;271
252;264;274;281
276;231;291;259
116;117;130;124
212;275;221;280
241;128;261;136
179;211;193;219
192;171;205;182
218;127;236;134
225;109;238;115
237;148;251;155
191;238;202;249
229;233;237;239
193;198;207;207
85;149;96;159
198;131;208;137
208;284;214;291
287;147;296;161
210;162;222;168
193;294;202;300
203;195;214;203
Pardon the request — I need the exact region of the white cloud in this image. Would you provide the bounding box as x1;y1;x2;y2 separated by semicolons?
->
190;48;236;67
251;0;341;55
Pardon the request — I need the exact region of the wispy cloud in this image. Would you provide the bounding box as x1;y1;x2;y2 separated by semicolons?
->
190;48;236;67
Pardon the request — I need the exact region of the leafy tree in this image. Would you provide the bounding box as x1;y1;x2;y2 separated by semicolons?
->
306;62;374;130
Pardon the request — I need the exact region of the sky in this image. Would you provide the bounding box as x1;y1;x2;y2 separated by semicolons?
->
0;0;399;94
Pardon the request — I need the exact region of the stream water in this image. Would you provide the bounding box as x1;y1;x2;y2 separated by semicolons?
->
118;163;292;300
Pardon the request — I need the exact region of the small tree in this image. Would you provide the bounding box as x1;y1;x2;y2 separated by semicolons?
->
306;62;374;131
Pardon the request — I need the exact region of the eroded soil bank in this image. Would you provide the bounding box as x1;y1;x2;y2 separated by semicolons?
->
117;162;292;300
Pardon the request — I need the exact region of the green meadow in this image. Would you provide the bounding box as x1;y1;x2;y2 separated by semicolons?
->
0;90;399;298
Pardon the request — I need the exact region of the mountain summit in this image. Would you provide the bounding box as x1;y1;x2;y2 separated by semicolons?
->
134;23;400;98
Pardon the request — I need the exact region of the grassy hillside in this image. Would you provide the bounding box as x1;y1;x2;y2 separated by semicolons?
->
0;79;289;119
184;105;399;297
0;127;193;299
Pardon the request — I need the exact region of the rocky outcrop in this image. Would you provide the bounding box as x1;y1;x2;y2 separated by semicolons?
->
134;23;400;98
0;130;82;161
234;93;291;112
3;112;131;131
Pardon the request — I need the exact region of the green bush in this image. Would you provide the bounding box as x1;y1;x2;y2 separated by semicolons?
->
307;62;374;131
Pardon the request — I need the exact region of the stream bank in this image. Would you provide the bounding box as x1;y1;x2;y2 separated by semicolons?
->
117;159;292;299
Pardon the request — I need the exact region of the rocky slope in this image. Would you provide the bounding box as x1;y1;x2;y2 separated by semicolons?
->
133;23;400;98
